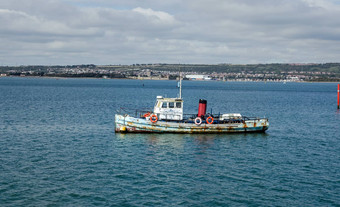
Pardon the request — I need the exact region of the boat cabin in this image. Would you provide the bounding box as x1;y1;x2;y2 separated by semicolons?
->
154;96;183;121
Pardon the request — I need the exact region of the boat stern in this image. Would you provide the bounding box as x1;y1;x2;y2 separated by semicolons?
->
259;118;269;132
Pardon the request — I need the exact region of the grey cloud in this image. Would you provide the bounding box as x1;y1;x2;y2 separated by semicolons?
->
1;0;340;65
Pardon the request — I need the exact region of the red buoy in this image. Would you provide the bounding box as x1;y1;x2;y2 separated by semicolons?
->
198;99;207;117
338;84;340;109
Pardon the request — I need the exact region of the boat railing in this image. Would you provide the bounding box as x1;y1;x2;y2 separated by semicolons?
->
117;108;267;122
180;113;265;123
116;107;153;118
182;113;263;121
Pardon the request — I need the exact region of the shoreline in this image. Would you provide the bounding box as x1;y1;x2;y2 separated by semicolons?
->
1;75;339;83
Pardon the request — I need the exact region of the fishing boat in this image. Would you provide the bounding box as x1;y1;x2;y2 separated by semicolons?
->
115;76;269;133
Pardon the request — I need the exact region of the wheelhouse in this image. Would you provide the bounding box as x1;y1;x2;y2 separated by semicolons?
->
153;96;183;121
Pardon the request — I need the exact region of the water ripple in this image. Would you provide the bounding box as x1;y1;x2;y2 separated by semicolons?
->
1;78;339;206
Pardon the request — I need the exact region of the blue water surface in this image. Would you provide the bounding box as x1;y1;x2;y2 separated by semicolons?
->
0;77;339;206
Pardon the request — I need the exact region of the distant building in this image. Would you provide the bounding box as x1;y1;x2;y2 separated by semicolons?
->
288;76;300;82
146;70;152;77
185;75;211;80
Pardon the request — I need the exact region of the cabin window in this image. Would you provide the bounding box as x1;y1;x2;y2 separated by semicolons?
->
169;102;174;108
176;102;182;108
162;102;167;108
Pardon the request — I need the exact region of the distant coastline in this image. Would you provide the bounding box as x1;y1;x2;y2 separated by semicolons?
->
1;63;340;82
2;75;339;83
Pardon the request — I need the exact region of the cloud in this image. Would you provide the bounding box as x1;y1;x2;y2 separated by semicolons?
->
132;7;177;25
0;0;340;65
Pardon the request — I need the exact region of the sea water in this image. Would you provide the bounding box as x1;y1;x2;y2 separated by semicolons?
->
0;77;339;206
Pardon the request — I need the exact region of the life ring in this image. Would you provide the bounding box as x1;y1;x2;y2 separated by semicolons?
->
143;112;151;118
150;114;158;123
194;117;202;125
206;116;214;124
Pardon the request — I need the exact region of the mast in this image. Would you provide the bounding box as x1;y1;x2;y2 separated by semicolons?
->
179;69;182;99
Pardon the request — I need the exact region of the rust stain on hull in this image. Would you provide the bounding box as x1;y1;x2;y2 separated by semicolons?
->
115;114;269;134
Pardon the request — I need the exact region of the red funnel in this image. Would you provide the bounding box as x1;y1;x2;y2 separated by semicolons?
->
198;99;207;117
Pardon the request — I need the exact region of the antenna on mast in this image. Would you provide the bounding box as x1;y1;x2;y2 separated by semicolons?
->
179;64;182;99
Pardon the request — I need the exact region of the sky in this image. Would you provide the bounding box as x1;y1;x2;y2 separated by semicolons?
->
1;0;340;65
